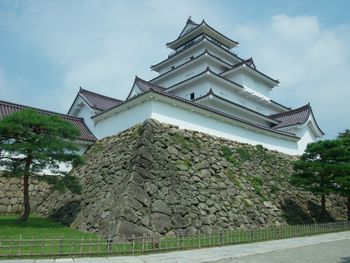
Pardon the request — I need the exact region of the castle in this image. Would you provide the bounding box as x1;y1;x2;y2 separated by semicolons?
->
1;18;324;155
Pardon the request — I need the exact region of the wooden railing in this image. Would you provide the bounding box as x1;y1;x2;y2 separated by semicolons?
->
1;221;349;258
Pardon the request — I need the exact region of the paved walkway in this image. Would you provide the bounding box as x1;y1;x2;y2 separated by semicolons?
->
3;231;350;263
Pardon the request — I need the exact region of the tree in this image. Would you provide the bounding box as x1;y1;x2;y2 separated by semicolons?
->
290;140;338;221
0;109;81;222
332;130;350;221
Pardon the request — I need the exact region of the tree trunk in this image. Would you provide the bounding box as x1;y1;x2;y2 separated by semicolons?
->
347;196;350;222
20;155;32;222
321;194;326;221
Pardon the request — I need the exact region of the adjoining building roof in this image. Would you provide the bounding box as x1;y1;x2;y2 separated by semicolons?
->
78;88;123;111
133;76;165;93
93;77;299;140
270;103;325;135
0;100;97;142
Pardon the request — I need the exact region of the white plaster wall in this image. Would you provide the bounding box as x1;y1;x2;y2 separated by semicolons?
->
72;99;98;136
92;98;301;154
288;123;318;153
205;80;276;115
225;71;271;97
171;79;211;100
153;59;227;88
156;40;239;75
93;101;153;138
169;77;279;116
150;100;299;154
199;99;272;127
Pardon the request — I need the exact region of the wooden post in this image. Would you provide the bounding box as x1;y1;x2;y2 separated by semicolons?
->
30;236;34;256
132;235;136;255
97;236;100;256
80;236;84;255
141;234;145;254
59;236;63;256
18;234;22;256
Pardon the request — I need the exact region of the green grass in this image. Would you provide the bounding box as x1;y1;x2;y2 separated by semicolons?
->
0;214;98;239
0;214;349;259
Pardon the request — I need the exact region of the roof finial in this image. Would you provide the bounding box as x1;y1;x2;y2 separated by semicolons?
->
187;15;192;24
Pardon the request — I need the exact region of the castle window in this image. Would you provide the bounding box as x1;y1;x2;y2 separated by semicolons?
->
190;92;195;100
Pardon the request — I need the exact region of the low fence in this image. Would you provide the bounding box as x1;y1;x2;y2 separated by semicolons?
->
1;221;350;258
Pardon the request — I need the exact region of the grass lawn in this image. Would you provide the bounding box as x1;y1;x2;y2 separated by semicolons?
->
0;214;98;239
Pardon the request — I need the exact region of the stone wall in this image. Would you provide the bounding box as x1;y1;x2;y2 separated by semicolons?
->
0;172;53;214
36;119;346;239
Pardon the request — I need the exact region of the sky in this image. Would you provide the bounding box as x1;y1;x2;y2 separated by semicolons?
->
0;0;349;139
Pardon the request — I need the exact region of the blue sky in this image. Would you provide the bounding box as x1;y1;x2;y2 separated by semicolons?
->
0;0;349;138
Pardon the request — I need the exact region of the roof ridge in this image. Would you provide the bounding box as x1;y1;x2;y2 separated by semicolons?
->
136;76;165;90
79;87;123;102
270;103;311;118
0;99;85;121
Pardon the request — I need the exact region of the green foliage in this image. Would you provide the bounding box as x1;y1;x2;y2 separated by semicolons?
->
171;133;200;150
247;176;263;195
224;167;241;188
236;147;252;161
270;184;280;194
221;146;239;165
291;140;339;197
0;109;81;173
255;144;265;153
131;125;142;139
176;159;192;168
45;175;82;194
0;109;82;221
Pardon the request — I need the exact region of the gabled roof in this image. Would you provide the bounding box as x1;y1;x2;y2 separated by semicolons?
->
221;58;279;86
0;100;97;142
177;17;199;39
78;88;123;111
126;76;166;100
270;103;324;135
166;19;239;50
92;78;299;141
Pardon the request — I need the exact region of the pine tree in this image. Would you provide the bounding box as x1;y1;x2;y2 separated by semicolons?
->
333;130;350;221
290;140;338;221
0;109;81;221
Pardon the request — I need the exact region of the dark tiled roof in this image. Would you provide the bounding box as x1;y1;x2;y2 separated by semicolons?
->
0;100;97;142
150;50;232;83
167;19;239;48
151;34;243;70
176;17;199;39
93;78;299;140
270;103;324;134
221;58;279;84
79;88;123;111
134;76;165;93
195;89;279;124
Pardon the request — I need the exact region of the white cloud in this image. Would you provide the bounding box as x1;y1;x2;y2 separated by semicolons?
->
233;15;350;138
